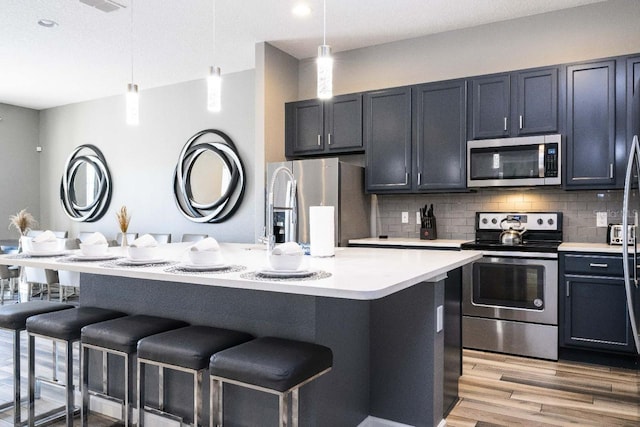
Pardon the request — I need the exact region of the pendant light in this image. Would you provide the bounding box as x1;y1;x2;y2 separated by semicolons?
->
317;0;332;99
207;0;221;112
126;0;139;125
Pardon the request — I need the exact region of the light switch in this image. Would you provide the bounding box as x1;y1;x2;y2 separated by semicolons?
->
401;211;409;223
596;211;607;227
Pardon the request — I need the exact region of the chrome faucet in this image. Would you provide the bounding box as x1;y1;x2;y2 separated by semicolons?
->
266;166;297;252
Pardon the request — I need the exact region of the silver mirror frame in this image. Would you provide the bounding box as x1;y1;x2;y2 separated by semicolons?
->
60;144;112;222
174;129;246;223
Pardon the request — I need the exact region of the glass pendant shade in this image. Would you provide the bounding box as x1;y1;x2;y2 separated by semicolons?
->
208;66;222;112
317;45;333;99
126;83;139;126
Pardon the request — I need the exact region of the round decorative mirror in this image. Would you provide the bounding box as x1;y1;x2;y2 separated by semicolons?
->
60;144;112;222
174;129;245;223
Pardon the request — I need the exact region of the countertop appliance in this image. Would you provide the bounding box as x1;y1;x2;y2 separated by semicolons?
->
621;135;640;355
461;212;563;360
267;158;370;247
467;134;561;188
607;224;635;245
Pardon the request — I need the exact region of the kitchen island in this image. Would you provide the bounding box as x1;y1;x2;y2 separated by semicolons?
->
0;243;481;427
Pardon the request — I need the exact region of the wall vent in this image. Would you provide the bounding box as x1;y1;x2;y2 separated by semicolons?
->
79;0;127;13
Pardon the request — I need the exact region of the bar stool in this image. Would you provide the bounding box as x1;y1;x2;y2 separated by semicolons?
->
0;301;73;427
136;325;253;427
209;337;333;427
26;307;126;427
80;315;189;426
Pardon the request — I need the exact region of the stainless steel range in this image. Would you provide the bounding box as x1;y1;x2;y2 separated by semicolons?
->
460;212;562;360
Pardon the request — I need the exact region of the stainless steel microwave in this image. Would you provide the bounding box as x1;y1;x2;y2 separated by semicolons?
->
467;134;561;188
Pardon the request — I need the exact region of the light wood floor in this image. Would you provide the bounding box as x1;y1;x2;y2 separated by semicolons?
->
447;349;640;427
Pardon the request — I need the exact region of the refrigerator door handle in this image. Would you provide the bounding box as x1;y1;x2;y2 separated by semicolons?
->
621;135;640;354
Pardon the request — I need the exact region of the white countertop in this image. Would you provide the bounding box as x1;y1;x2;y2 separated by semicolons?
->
558;242;636;253
348;237;471;249
0;243;482;301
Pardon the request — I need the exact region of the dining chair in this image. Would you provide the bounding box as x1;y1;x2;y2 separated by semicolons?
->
148;233;172;244
0;248;19;304
180;234;208;243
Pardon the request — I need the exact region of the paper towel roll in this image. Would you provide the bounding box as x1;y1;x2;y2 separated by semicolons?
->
310;206;335;257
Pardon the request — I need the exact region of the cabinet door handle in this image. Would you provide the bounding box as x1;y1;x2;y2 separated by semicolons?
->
317;135;322;146
327;133;332;145
519;115;523;129
405;172;409;185
609;163;614;179
589;263;608;268
566;281;571;298
503;117;508;131
417;172;422;185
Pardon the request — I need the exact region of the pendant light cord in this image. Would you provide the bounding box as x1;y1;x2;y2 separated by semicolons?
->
130;0;134;82
212;0;216;63
323;0;326;45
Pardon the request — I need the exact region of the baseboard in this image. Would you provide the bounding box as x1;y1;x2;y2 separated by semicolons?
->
358;416;445;427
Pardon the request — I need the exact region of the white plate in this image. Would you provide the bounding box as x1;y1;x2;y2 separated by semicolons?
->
26;250;67;257
256;268;314;278
179;263;229;271
122;258;166;265
69;254;119;261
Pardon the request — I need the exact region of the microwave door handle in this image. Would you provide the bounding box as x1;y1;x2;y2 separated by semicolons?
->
539;144;545;178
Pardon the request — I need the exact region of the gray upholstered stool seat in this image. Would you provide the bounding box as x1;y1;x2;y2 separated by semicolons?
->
209;337;333;427
0;301;72;427
26;307;126;427
80;315;189;426
136;325;253;427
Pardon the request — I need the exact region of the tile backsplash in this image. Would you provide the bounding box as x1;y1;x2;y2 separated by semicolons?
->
375;188;629;243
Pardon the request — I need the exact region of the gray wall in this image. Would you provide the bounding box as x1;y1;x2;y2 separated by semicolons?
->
38;70;256;243
0;103;40;240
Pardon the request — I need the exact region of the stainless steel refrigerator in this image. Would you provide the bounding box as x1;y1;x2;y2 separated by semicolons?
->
266;158;370;247
621;135;640;355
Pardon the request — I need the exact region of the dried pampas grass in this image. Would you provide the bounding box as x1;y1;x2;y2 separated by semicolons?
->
8;209;37;236
116;206;131;233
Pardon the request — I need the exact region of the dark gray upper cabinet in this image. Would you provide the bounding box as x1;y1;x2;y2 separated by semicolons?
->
515;68;558;135
469;67;559;139
565;60;617;188
627;56;640;142
285;94;363;157
470;74;510;139
364;87;412;192
413;80;467;191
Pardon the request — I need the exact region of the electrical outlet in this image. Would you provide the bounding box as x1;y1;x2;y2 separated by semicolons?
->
401;211;409;223
596;211;608;227
416;211;421;225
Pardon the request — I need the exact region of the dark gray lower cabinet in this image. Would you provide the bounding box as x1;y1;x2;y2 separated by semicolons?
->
560;253;635;354
413;80;467;191
365;87;412;192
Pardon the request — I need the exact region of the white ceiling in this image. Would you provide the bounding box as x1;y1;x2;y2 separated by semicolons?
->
1;0;607;110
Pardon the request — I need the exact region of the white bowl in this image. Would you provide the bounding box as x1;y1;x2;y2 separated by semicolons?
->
269;252;303;271
188;250;223;265
127;246;158;260
30;240;59;253
80;243;108;257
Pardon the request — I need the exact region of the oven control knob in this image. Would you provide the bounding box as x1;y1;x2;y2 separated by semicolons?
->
537;218;543;225
482;218;488;224
533;298;543;308
491;218;497;224
547;219;554;225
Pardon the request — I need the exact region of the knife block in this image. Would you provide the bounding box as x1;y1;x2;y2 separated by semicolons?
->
420;217;437;240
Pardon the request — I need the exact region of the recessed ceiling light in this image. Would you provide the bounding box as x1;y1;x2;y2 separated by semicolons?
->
292;3;311;17
37;19;59;28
